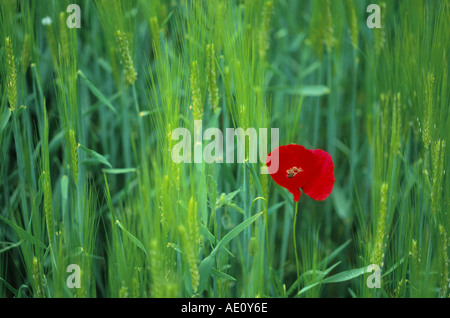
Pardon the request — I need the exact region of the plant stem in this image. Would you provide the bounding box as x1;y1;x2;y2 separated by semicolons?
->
293;200;300;296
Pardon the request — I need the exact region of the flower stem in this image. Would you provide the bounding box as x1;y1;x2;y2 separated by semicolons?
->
293;200;300;296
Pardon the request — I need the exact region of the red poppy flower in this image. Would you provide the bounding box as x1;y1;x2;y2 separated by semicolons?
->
266;144;335;202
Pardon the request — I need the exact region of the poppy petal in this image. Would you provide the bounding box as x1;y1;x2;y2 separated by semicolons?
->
301;149;335;201
289;187;302;202
266;144;315;188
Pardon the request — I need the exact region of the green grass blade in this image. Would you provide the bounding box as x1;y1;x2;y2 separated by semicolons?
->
77;70;118;114
115;220;148;256
298;266;368;296
211;268;236;282
102;168;137;174
198;211;263;293
319;239;351;268
0;108;11;134
0;216;46;249
79;144;113;168
0;241;22;254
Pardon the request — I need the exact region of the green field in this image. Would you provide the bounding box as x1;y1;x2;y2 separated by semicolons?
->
0;0;448;298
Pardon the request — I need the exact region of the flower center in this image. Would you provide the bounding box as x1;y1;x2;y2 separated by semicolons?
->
286;166;303;179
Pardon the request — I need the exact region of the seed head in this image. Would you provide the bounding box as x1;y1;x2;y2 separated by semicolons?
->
189;60;203;120
115;30;137;87
5;37;17;111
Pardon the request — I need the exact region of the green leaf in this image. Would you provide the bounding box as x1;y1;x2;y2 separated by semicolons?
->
61;175;69;201
77;70;117;114
287;261;341;297
268;201;285;215
299;85;330;96
382;257;405;278
300;61;321;78
0;241;22;254
216;188;241;208
0;216;46;249
268;85;330;97
321;266;368;283
198;256;215;293
103;168;137;174
224;202;245;215
198;212;263;293
215;188;246;214
200;224;234;257
160;10;174;28
298;266;368;296
115;220;148;256
214;211;263;253
82;92;121;116
0;277;18;295
0;107;11;133
79;144;113;168
319;239;351;268
211;268;236;281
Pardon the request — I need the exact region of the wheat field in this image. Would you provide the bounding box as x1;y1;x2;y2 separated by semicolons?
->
0;0;448;298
